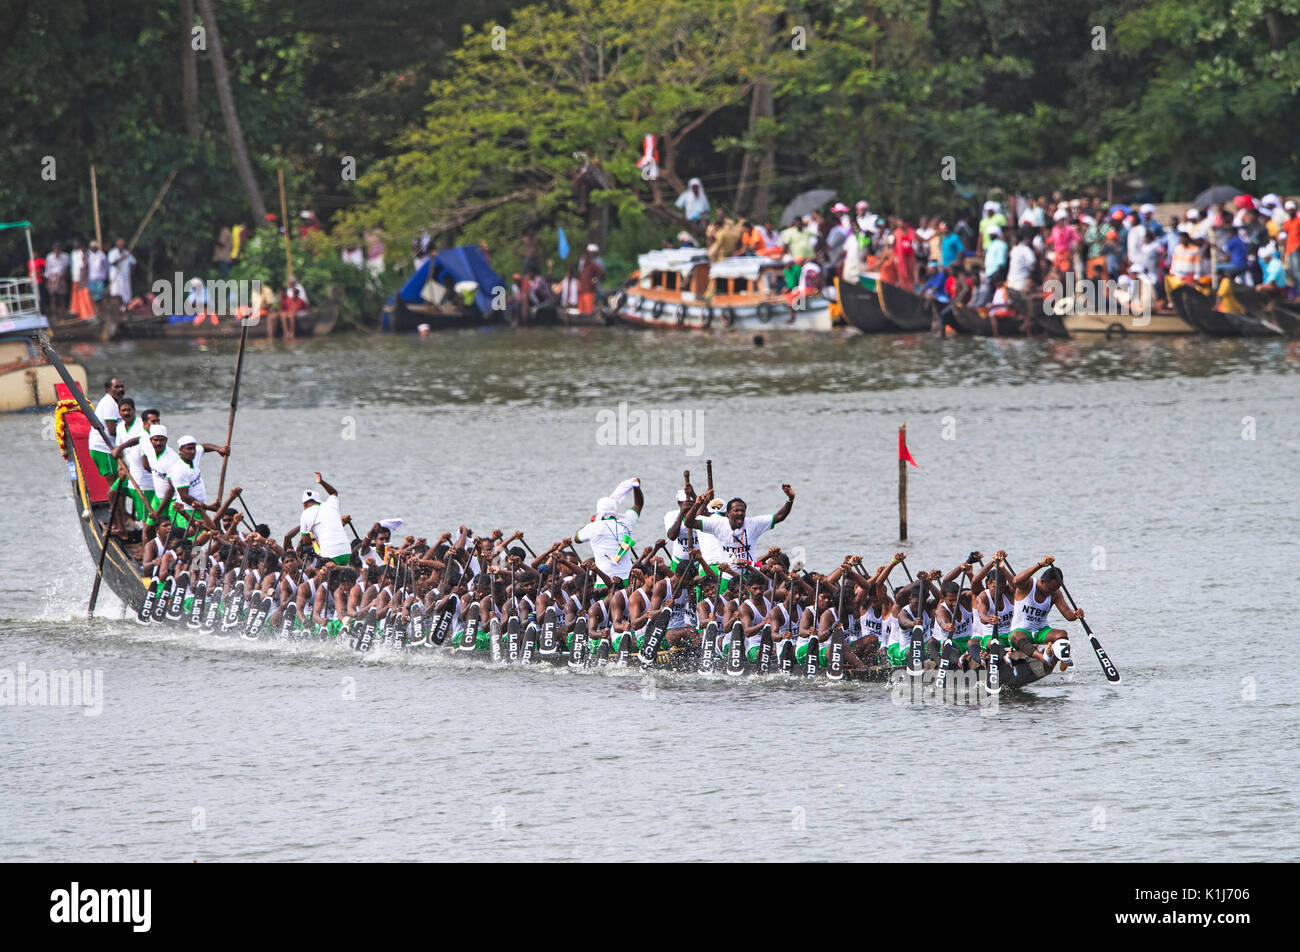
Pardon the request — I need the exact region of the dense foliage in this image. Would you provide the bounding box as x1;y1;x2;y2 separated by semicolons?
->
4;0;1297;291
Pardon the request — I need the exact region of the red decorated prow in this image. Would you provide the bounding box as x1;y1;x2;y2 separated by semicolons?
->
54;382;112;504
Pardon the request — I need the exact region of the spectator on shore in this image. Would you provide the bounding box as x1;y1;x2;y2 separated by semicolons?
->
107;238;135;311
1258;243;1287;293
1279;201;1300;297
983;225;1008;284
364;228;386;277
86;241;108;302
978;201;1006;252
675;178;710;224
1049;210;1078;280
213;226;233;278
578;244;604;314
940;221;965;268
1007;229;1037;293
45;242;70;313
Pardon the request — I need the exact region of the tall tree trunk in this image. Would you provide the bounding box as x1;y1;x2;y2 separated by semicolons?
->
733;86;761;217
195;0;267;222
751;80;775;223
181;0;202;142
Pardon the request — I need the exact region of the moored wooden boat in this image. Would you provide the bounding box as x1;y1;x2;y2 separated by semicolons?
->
876;280;933;332
837;278;894;333
617;251;833;331
948;302;1026;337
1062;311;1196;338
1169;282;1238;336
1230;285;1300;337
1;222;90;411
116;302;340;340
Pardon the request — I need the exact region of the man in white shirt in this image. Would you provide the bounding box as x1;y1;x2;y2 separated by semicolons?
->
45;242;71;311
113;423;178;539
1006;230;1037;293
87;241;109;300
107;237;135;309
86;376;125;478
152;434;230;530
154;434;230;532
301;472;355;566
574;478;644;586
686;484;796;579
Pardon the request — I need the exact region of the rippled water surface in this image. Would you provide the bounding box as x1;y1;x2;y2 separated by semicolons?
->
2;328;1298;861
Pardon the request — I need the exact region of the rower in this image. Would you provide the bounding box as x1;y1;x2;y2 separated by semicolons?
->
967;553;1012;669
153;435;231;534
114;423;177;542
794;579;834;667
664;487;712;570
721;571;773;664
929;561;975;663
1008;556;1082;666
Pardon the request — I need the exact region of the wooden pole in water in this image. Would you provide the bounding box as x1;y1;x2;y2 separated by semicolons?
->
278;168;293;283
90;165;103;248
216;321;249;503
898;424;907;541
127;167;179;255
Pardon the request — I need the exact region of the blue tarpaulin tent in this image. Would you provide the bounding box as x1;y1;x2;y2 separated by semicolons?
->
396;245;504;314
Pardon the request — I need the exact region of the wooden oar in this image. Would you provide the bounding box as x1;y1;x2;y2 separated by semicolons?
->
216;320;249;502
1060;581;1119;683
87;481;126;619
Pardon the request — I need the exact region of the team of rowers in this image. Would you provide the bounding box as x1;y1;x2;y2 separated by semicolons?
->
127;458;1084;677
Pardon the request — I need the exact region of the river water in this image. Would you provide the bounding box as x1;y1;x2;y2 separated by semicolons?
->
3;328;1298;861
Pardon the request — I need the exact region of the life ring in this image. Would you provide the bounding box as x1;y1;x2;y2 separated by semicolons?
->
673;303;688;326
701;306;715;328
650;299;665;321
756;301;774;323
1105;322;1127;340
722;307;737;327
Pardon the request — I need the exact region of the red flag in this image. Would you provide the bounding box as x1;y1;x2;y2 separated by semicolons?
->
899;428;919;468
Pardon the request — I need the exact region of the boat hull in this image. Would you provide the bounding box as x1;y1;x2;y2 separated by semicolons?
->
616;291;833;331
116;304;339;340
1063;312;1196;338
838;279;894;333
876;282;933;332
948;303;1026;337
1;321;88;411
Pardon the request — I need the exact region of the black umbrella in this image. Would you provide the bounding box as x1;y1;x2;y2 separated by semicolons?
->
779;189;836;227
1192;185;1242;210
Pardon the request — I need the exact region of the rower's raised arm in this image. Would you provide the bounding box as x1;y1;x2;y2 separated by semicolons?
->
315;472;339;498
773;483;795;524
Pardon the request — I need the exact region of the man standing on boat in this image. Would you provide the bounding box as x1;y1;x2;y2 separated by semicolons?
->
86;377;125;480
574;478;643;587
301;473;355;567
686;485;795;571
